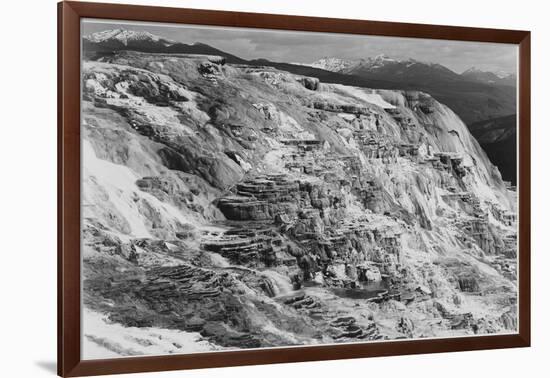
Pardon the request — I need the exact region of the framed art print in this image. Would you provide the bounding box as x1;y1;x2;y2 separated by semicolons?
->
58;1;530;376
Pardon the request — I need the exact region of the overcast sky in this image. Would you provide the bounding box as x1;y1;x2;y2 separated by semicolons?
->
82;19;518;74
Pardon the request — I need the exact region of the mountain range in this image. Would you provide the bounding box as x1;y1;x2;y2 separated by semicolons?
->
83;29;248;63
308;56;516;87
461;67;516;86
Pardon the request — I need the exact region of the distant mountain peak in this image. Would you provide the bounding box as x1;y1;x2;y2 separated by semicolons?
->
372;54;395;61
461;67;516;85
463;66;483;74
495;70;515;79
84;28;176;46
307;55;449;74
83;29;247;64
462;66;515;78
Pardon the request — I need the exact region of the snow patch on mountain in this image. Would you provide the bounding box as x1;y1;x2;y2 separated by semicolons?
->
305;55;455;75
461;67;516;85
305;57;357;72
84;28;176;46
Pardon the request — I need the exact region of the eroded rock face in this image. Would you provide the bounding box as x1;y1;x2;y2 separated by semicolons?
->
458;276;480;292
81;51;517;356
297;76;320;91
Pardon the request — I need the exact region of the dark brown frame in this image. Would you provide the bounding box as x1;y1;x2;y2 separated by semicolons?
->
58;1;531;376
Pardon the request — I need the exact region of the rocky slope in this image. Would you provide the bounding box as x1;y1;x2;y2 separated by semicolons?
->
81;50;518;358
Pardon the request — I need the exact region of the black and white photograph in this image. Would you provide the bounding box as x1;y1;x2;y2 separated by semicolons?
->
80;19;519;359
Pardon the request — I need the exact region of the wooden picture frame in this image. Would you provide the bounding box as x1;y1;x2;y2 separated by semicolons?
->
58;1;531;376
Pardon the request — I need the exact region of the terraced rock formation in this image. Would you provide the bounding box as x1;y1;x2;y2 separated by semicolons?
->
81;50;518;358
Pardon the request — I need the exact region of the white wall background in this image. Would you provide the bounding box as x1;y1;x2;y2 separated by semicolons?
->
0;0;546;376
